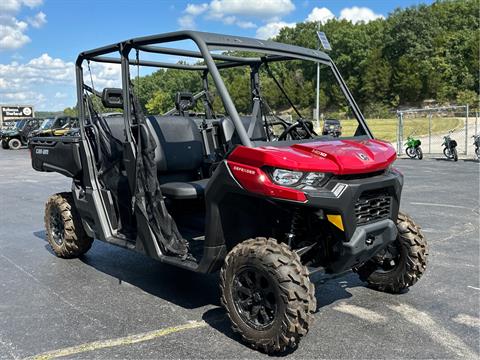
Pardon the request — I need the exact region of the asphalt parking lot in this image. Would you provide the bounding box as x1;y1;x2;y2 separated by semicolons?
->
0;149;478;359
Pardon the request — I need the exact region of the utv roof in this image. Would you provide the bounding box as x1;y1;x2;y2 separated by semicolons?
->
76;30;331;69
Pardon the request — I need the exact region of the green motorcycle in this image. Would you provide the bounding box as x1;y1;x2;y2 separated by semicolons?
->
405;135;423;159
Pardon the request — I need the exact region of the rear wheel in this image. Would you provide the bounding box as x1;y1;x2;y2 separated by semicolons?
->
45;192;93;258
405;147;416;158
1;140;8;149
416;147;423;160
220;238;316;353
356;212;428;293
8;138;21;150
475;147;480;160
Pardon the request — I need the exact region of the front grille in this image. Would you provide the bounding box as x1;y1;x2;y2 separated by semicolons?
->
335;170;385;181
354;193;391;225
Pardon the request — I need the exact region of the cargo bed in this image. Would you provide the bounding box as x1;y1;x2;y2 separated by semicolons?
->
29;136;82;178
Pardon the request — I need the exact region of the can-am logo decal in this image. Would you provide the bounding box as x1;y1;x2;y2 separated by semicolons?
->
311;149;327;158
233;166;255;175
357;152;368;161
35;148;49;155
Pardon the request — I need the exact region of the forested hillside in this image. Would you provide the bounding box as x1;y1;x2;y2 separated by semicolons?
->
70;0;479;118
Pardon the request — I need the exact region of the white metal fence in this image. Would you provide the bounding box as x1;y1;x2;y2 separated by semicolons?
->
396;105;478;156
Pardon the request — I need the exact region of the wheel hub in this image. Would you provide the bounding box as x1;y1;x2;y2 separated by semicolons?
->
232;268;278;330
50;207;64;246
374;241;401;272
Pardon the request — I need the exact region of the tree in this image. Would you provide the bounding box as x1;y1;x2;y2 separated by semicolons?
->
63;106;77;117
456;90;479;110
146;90;173;114
65;0;476;118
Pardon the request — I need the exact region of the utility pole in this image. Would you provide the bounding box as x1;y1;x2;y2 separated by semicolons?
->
316;57;320;126
315;22;320;127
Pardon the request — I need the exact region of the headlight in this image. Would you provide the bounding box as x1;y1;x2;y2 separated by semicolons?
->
271;169;327;187
303;172;325;185
272;169;303;186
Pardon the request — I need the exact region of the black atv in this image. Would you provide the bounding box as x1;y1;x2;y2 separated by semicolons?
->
29;31;428;353
322;118;342;137
28;116;78;140
1;118;43;150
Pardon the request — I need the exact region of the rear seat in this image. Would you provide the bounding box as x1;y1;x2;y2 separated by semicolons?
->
146;115;208;200
102;114;208;199
103;114;266;199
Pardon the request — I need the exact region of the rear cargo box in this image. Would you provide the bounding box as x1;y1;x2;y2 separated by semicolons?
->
29;137;82;178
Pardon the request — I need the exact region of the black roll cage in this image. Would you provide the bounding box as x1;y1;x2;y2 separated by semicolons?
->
75;30;372;148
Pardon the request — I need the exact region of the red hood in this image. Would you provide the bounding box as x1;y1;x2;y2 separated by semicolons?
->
228;139;396;175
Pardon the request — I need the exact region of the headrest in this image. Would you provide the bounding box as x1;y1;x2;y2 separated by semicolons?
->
175;92;196;114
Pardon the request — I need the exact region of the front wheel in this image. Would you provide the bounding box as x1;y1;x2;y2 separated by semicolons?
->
220;238;316;353
452;147;458;161
416;147;423;160
1;140;8;149
8;138;21;150
356;212;428;293
45;192;93;258
475;147;480;160
405;147;416;158
443;147;452;159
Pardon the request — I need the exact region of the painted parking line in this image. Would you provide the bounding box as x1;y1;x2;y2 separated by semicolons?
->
333;303;386;324
410;202;473;210
388;303;477;358
26;321;207;360
452;314;480;328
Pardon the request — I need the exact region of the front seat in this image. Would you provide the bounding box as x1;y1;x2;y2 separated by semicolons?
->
146;115;208;200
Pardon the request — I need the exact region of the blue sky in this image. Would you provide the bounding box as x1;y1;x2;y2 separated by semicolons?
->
0;0;434;111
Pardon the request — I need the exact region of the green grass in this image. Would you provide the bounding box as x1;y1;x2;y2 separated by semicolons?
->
314;117;464;142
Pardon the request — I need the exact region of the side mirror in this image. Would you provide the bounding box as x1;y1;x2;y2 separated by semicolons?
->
102;88;123;109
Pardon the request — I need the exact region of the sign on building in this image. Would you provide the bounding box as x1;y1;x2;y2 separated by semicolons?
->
0;105;35;127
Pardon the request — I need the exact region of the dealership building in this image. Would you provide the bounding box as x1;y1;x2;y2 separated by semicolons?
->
0;105;35;127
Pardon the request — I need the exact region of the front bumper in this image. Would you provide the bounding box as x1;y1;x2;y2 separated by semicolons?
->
302;169;403;272
329;219;397;272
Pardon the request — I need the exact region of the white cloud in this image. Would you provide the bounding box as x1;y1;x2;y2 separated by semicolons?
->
185;3;208;16
83;62;122;89
306;7;335;24
0;15;30;50
178;15;195;29
209;0;295;18
179;0;295;29
0;54;74;89
236;21;257;29
0;53;122;110
27;11;46;28
21;0;43;8
339;6;384;24
256;21;295;39
223;16;236;25
0;0;43;13
0;1;46;51
3;90;45;104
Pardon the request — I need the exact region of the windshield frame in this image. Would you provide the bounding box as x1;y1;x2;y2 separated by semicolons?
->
39;118;54;130
75;30;373;147
14;119;27;130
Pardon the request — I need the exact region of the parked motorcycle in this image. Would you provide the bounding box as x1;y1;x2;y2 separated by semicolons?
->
442;130;458;161
472;134;480;160
404;135;423;159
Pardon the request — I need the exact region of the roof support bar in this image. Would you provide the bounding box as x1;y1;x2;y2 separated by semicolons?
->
136;45;258;63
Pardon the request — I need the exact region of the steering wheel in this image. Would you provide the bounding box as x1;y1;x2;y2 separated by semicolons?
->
278;119;317;141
